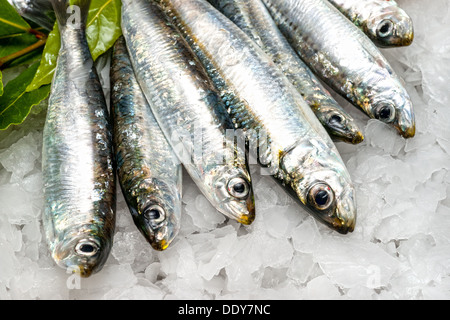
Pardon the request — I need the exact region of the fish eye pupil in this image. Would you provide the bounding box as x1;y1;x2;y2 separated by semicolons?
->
329;114;344;127
380;23;390;34
380;107;391;119
147;209;161;220
233;183;246;194
379;106;392;120
330;115;342;123
227;177;249;198
75;240;99;256
378;20;393;37
79;244;95;253
144;205;166;226
315;190;329;206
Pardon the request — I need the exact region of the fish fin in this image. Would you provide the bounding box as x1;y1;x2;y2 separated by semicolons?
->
50;0;91;30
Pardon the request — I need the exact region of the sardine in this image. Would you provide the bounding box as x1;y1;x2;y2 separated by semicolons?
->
121;0;255;225
262;0;415;138
42;0;115;278
156;0;357;233
208;0;364;145
110;36;182;251
8;0;55;30
327;0;414;47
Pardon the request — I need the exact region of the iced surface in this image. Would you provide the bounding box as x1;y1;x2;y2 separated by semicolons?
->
0;0;449;300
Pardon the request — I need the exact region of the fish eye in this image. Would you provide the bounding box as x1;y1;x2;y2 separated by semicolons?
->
227;177;250;199
144;204;166;227
308;183;335;210
377;19;394;38
329;114;344;127
75;239;99;257
375;103;396;123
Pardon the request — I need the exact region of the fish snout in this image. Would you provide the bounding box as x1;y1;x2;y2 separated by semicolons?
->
397;106;416;138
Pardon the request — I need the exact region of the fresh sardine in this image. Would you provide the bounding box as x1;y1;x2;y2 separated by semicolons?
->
157;0;357;233
42;0;115;278
111;36;182;251
262;0;415;138
208;0;364;144
8;0;55;30
327;0;414;47
121;0;255;225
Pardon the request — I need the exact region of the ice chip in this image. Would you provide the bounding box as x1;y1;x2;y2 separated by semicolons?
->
145;262;161;284
314;237;399;289
306;275;341;300
0;133;40;181
287;253;316;284
291;217;321;254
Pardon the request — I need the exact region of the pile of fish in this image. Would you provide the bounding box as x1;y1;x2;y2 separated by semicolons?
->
20;0;415;277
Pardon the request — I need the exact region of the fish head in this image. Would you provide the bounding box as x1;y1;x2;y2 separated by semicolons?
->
204;164;255;225
131;178;182;251
315;104;364;144
366;7;414;47
282;141;357;234
368;81;416;138
53;228;113;278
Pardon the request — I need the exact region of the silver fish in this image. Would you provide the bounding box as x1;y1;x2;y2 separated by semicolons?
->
42;0;115;278
111;36;182;251
8;0;55;30
157;0;357;233
263;0;416;138
327;0;414;47
208;0;364;145
121;0;255;225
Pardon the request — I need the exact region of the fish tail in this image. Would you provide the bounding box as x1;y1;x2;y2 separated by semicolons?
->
51;0;91;30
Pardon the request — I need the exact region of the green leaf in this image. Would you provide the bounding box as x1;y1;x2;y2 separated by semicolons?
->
26;0;122;92
26;25;59;92
0;32;37;57
0;61;50;130
0;32;44;68
0;0;31;36
0;71;3;97
87;0;122;61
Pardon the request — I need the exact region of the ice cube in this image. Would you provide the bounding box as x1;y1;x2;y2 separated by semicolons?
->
0;132;40;181
0;184;34;224
291;217;321;254
185;194;225;231
306;275;341;300
262;205;290;239
144;262;161;284
314;237;399;289
287;253;316;284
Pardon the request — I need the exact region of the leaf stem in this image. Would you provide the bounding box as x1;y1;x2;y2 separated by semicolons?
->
0;37;47;69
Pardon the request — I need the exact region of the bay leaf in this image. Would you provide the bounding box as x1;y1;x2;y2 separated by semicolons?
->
0;0;31;37
0;62;50;130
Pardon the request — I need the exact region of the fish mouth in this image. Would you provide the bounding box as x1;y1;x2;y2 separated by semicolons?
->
150;238;170;251
311;210;355;234
397;108;416;138
141;223;176;251
324;110;364;145
331;126;365;145
218;193;256;225
334;187;357;234
400;125;416;139
351;131;365;144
